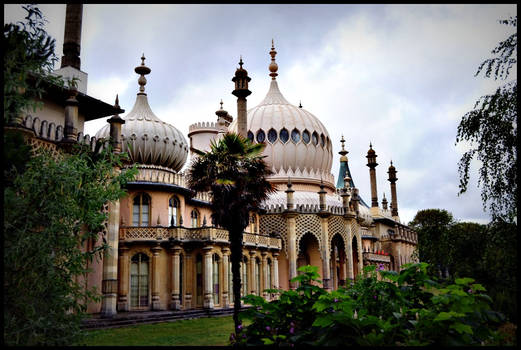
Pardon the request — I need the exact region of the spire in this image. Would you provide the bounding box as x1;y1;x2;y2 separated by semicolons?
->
135;53;151;95
269;39;278;80
299;100;302;108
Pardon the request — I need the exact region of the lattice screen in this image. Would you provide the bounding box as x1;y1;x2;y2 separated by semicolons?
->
327;215;348;246
295;214;322;251
260;214;287;254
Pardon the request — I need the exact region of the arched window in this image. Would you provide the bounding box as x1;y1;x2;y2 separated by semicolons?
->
256;129;265;143
267;128;277;143
279;128;289;143
247;131;254;143
255;258;261;295
302;130;310;144
191;209;199;228
133;193;150;227
320;134;326;147
169;196;180;227
291;128;300;143
213;254;220;305
130;253;149;308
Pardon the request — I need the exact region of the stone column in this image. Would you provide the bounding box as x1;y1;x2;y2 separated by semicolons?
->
272;252;280;290
203;246;214;309
64;86;79;143
248;251;256;294
117;244;129;312
357;234;364;276
319;215;331;291
388;161;399;220
222;247;230;308
151;244;162;310
61;4;82;69
285;212;298;289
261;252;268;299
100;199;120;318
346;223;354;280
170;245;182;310
183;251;193;309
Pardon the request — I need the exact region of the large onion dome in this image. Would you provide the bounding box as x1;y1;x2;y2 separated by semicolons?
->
229;42;334;188
96;55;188;171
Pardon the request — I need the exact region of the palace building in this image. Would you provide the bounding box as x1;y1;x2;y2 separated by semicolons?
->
11;4;418;317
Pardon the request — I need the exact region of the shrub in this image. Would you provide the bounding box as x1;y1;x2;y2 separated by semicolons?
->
236;263;510;346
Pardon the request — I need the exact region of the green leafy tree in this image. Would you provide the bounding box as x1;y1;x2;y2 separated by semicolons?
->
3;4;66;124
408;209;455;278
3;5;137;345
186;133;274;336
456;16;517;222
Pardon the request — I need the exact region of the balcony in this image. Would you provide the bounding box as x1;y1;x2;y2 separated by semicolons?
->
119;226;282;250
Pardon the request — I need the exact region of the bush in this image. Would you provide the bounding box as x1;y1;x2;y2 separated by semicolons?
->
235;264;512;346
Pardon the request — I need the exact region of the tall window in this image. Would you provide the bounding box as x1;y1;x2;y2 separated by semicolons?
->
196;254;203;306
130;253;149;308
169;196;180;227
133;193;150;227
191;209;199;228
213;254;220;305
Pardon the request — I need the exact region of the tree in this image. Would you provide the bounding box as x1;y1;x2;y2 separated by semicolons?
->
408;209;455;278
456;16;517;223
187;133;274;336
3;4;66;125
3;5;137;345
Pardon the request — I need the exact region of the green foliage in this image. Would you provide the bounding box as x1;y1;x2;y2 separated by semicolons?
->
456;16;517;222
237;264;510;346
3;4;67;124
4;141;137;346
409;208;517;323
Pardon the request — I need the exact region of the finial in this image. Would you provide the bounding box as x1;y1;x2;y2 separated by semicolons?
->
269;40;278;80
220;99;223;110
114;94;120;108
239;56;243;68
339;135;348;158
390;160;393;166
299;100;302;108
369;141;373;149
135;53;151;94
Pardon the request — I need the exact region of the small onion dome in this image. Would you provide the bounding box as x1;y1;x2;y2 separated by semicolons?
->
96;55;188;171
367;142;376;156
234;57;249;78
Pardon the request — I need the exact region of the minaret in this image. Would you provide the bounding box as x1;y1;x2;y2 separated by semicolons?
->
55;4;88;93
216;100;232;137
61;4;83;70
231;57;251;138
366;143;379;212
107;95;125;153
387;161;399;220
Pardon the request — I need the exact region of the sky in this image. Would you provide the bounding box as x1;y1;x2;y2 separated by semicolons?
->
4;4;517;225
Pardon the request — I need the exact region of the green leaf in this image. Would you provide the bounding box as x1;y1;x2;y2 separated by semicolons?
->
449;323;473;335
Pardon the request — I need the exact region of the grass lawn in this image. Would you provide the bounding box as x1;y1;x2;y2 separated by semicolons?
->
79;315;246;346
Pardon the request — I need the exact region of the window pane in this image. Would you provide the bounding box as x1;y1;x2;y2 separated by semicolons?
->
267;129;277;143
312;132;318;146
247;131;254;143
291;129;300;143
279;129;289;143
302;130;310;144
256;130;265;143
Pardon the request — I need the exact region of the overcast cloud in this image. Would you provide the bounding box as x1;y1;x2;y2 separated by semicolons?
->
4;4;517;225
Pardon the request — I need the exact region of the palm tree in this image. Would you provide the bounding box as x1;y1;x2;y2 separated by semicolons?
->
187;132;274;336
